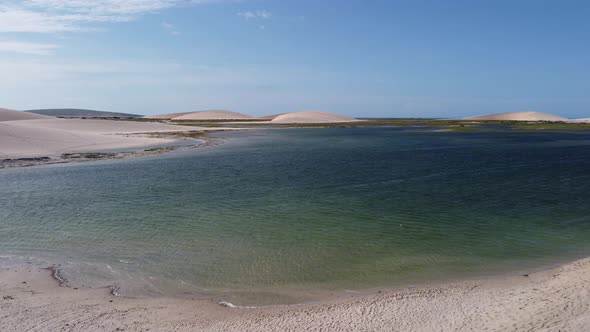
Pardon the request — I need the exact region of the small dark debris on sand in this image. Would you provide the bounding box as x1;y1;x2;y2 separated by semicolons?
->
0;157;51;168
44;266;68;287
0;131;214;169
62;152;117;159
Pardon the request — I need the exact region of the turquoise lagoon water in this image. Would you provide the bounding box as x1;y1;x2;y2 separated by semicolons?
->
1;127;590;305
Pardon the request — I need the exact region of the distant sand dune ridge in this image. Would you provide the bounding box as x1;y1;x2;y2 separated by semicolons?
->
0;108;54;121
271;111;358;123
462;111;568;122
145;110;252;120
143;110;360;123
255;113;287;120
143;112;193;119
174;110;253;120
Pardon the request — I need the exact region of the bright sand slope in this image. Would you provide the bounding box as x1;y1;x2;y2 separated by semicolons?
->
174;110;252;120
0;118;199;158
462;111;568;122
0;108;53;121
1;258;589;331
145;110;252;120
271;111;358;123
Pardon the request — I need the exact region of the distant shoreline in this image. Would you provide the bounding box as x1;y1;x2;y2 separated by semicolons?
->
3;116;590;171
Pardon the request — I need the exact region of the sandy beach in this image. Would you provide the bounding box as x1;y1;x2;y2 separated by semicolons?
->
0;108;368;167
0;118;202;159
0;109;238;168
0;108;361;164
0;257;588;331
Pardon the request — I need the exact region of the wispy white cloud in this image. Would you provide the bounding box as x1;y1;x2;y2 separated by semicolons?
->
0;0;228;33
237;9;271;20
161;21;180;35
0;0;223;57
27;0;179;15
0;6;77;33
24;0;186;21
0;40;59;55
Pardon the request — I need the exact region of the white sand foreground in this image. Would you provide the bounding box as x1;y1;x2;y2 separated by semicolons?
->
1;258;589;331
0;118;201;159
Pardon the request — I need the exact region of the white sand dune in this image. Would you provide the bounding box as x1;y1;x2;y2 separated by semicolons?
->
255;113;287;120
145;110;357;122
143;112;193;120
0;107;54;121
0;118;198;159
174;110;253;120
462;111;568;122
145;110;253;120
271;111;358;123
1;258;590;331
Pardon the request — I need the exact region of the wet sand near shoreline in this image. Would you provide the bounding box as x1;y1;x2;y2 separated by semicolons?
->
1;257;589;331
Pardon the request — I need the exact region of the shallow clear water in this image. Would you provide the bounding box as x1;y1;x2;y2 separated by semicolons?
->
1;127;590;305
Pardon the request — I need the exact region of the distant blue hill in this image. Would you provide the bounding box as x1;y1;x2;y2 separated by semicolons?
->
25;108;142;118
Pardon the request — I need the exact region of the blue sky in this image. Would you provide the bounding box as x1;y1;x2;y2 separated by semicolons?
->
0;0;589;118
